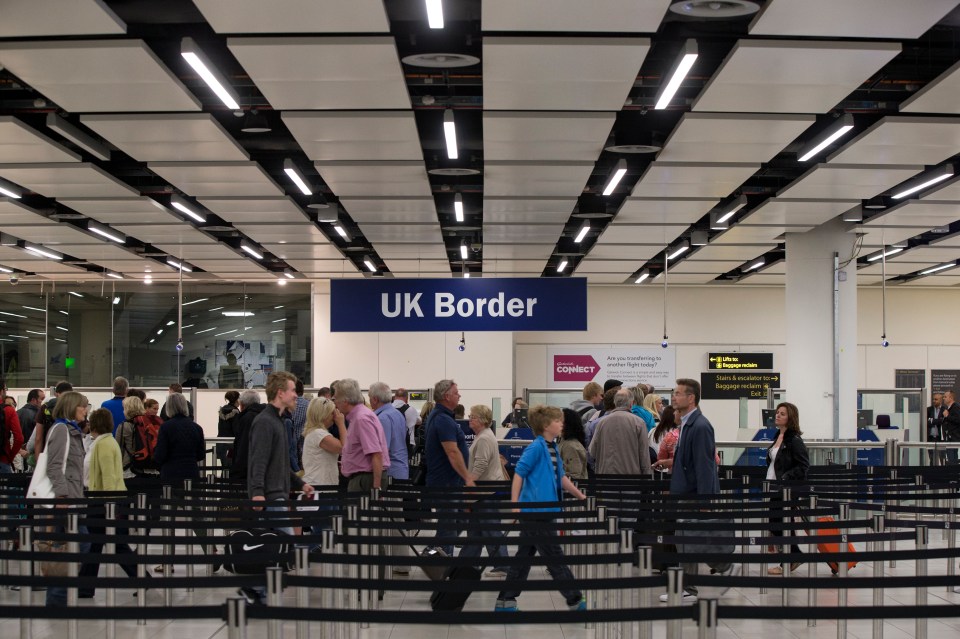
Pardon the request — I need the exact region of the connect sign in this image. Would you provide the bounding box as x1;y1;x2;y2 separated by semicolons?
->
553;355;600;382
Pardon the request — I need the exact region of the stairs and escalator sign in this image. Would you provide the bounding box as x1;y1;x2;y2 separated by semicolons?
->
701;372;781;399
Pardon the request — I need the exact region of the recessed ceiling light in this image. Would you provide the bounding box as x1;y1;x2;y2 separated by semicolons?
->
668;0;760;18
602;159;628;196
182;298;209;306
655;40;698;110
222;311;254;317
426;0;444;28
282;159;313;196
170;194;206;223
428;167;481;176
401;53;480;68
181;37;241;110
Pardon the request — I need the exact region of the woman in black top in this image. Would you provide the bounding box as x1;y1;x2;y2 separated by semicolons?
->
153;392;205;483
765;401;810;574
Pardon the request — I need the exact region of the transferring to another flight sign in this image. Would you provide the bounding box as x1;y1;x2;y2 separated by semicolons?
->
707;352;773;370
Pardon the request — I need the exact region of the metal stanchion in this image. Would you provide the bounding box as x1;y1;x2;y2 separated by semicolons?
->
780;487;791;607
696;598;718;639
136;492;148;624
332;517;345;639
184;478;194;589
807;494;817;628
295;545;310;639
18;525;32;639
665;567;683;639
620;528;633;639
759;480;771;593
227;595;247;639
602;515;619;639
266;566;283;639
837;508;849;639
321;529;336;639
586;505;606;630
67;511;79;639
161;484;173;607
105;501;117;639
947;510;956;591
345;505;360;639
916;525;928;639
357;496;370;628
872;513;885;639
637;546;652;639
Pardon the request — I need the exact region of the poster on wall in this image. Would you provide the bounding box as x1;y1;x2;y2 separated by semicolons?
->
932;370;960;395
547;346;676;388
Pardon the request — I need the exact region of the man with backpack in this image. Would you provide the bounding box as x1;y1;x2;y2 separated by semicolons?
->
29;380;71;458
0;378;24;474
570;382;603;424
102;376;129;436
392;387;419;456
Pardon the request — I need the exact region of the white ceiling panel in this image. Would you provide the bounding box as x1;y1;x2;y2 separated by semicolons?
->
584;273;630;284
482;259;545;275
51;244;139;263
82;114;248;162
777;164;923;199
149;162;283;197
234;223;328;244
856;226;929;246
585;244;661;261
303;270;363;279
616;198;717;225
119;225;213;246
743;199;859;226
482;198;576;224
828;117;960;166
596;224;685;245
482;225;561;243
713;226;787;244
928;234;960;248
749;0;957;38
373;244;449;260
194;0;389;33
857;261;937;276
190;259;265;273
382;259;452;274
658;273;720;284
575;259;642;274
392;271;454;279
315;161;432;198
484;162;595;197
658;113;813;163
483;112;615;161
893;246;960;262
669;260;743;274
361;224;444;244
631;162;759;199
0;199;54;225
688;244;775;261
741;272;785;285
0;247;87;274
282;112;422;162
693;40;901;113
901;275;960;287
482;0;668;32
0;0;125;37
341;197;437;224
266;244;343;260
0;117;80;163
0;40;199;112
58;197;175;224
228;37;410;110
197;197;308;224
14;225;100;245
869;201;960;227
483;244;555;260
0;163;137;198
924;178;960;201
902;60;960;114
484;37;651;111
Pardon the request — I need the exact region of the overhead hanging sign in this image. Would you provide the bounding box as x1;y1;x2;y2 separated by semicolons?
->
547;346;676;387
708;352;774;370
330;277;587;332
701;372;781;400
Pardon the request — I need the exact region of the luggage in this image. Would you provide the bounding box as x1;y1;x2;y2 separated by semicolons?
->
429;564;482;611
813;516;857;574
222;528;293;575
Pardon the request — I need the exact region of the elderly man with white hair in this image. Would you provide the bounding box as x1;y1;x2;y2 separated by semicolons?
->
336;378;390;492
369;382;409;481
588;388;653;476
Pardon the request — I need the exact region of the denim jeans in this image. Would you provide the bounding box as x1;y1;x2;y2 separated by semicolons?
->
498;517;581;606
45;524;91;606
0;462;11;473
457;502;508;570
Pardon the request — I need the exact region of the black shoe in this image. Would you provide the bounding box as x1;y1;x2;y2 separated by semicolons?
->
79;590;95;599
237;587;264;606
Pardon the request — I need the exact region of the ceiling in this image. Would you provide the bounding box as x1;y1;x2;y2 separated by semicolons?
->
0;0;959;288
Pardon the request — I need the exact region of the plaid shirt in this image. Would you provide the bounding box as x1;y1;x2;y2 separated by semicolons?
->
292;396;310;465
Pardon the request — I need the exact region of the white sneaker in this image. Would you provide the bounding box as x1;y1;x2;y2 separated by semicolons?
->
659;591;697;603
715;564;741;596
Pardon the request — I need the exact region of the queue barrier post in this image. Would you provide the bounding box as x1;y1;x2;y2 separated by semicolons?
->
780;487;791;607
872;513;885;639
696;597;718;639
18;525;32;639
665;566;684;639
637;546;653;639
358;496;371;627
946;509;956;591
161;484;174;607
807;494;817;628
104;501;117;639
620;528;634;639
184;478;195;589
602;515;619;639
916;525;929;639
759;481;771;594
227;595;248;639
586;505;606;630
836;505;850;639
321;528;337;639
332;516;345;639
67;510;79;639
136;492;148;624
295;545;310;639
266;566;283;639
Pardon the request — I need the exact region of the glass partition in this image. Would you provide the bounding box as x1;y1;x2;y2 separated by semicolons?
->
857;387;924;465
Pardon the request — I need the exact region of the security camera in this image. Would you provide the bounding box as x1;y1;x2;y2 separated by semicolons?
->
175;338;184;352
458;344;465;352
9;274;18;285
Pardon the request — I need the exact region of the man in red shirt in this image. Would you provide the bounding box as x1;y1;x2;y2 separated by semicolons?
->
0;378;24;474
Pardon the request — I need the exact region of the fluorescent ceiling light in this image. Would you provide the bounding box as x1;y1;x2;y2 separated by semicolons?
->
56;326;68;331
274;305;284;309
798;114;854;162
105;271;123;280
282;159;312;196
68;291;83;298
272;318;286;323
443;109;458;160
22;306;45;312
556;259;568;273
920;262;957;275
334;225;351;241
454;193;464;222
214;329;237;337
602;159;628;196
209;306;224;311
157;329;164;335
715;195;747;225
149;339;155;343
46;114;111;161
58;310;68;316
709;211;729;230
181;37;241;110
222;311;254;317
635;269;650;284
283;273;294;280
0;266;12;274
182;324;194;329
842;205;863;222
867;247;903;262
745;258;765;272
10;335;28;339
363;257;377;272
240;241;264;260
196;327;217;334
667;240;690;261
182;298;208;306
54;338;66;343
426;0;444;28
691;230;709;246
463;265;470;279
23;242;63;260
891;164;955;200
574;222;590;244
654;40;698;110
0;311;27;318
166;258;193;273
460;242;468;260
170;195;206;223
112;297;120;305
25;330;46;336
166;320;175;326
0;177;23;199
270;329;283;334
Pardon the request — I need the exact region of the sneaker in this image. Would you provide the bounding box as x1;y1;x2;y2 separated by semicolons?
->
567;597;587;611
659;591;697;603
237;587;265;606
487;568;509;578
714;564;741;596
495;598;519;612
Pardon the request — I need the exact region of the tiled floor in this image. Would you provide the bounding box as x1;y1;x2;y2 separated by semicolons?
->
4;528;960;639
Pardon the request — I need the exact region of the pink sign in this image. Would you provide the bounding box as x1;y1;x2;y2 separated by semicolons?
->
553;355;600;382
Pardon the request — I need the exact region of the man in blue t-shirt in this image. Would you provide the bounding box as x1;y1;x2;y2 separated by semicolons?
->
101;376;128;436
424;379;475;554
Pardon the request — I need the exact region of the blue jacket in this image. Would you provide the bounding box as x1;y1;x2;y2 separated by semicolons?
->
631;405;656;431
516;436;565;512
669;408;720;496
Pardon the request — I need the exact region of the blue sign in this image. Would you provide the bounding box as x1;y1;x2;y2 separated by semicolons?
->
330;277;587;332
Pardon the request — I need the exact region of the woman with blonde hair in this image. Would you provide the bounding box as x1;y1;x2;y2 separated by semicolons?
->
643;393;663;420
302;397;346;486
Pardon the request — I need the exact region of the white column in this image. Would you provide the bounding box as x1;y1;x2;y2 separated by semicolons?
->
785;218;858;440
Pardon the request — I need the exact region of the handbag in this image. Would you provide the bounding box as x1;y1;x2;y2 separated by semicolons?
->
676;518;736;555
34;539;69;577
25;423;68;507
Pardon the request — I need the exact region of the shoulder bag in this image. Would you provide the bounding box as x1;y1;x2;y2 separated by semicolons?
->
25;423;68;507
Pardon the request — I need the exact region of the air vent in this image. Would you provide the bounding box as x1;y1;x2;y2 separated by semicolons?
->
604;144;661;154
669;1;760;18
401;53;481;68
428;167;481;176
